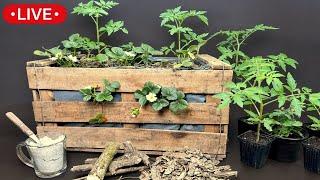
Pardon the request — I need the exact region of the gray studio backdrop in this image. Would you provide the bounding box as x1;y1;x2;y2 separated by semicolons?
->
0;0;319;141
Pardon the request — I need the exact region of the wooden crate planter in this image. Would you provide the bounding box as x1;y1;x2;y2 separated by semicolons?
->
26;54;233;157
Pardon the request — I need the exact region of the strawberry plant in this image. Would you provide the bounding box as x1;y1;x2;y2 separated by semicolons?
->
214;55;308;142
160;6;216;68
80;79;120;103
33;46;78;67
132;81;188;116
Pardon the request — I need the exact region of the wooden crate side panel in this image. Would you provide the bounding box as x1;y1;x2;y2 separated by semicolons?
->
26;67;233;94
32;101;229;125
37;126;227;155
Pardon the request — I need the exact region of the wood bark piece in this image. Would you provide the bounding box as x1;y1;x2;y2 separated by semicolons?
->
86;142;119;180
109;141;150;175
73;166;147;180
140;148;237;180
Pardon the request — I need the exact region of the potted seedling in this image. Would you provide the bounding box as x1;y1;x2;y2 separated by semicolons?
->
267;108;308;162
158;6;217;69
303;92;320;173
305;92;320;137
215;55;305;168
216;24;279;134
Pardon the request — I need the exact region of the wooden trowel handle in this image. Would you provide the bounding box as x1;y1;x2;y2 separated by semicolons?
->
5;112;36;138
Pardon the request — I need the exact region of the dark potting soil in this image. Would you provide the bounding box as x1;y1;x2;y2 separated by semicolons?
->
239;131;271;146
304;137;320;150
52;58;212;70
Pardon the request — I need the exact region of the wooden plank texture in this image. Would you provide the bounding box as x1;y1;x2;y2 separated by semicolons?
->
197;54;232;70
66;148;227;159
26;67;233;93
32;101;229;124
37;126;227;155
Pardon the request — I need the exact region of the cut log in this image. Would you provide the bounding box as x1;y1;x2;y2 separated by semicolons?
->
86;142;119;180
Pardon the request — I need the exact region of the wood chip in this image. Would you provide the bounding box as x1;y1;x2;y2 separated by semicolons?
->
139;148;237;180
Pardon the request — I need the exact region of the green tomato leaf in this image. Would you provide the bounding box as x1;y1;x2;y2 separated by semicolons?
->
290;97;302;117
278;95;286;108
287;73;297;91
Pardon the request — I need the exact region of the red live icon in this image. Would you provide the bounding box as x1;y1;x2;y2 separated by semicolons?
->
2;4;67;24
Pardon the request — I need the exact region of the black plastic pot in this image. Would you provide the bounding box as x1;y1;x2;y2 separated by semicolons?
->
269;131;309;162
302;137;320;174
238;130;275;169
306;126;320;138
238;117;258;135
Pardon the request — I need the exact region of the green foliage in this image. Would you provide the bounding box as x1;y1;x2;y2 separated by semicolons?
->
104;47;136;65
130;107;140;118
99;43;163;66
306;92;320;131
132;43;163;64
61;33;103;56
80;79;120;103
89;113;107;125
217;24;278;67
214;54;307;142
160;6;216;68
134;82;188;114
99;20;128;36
34;46;77;67
268;109;303;138
72;0;127;52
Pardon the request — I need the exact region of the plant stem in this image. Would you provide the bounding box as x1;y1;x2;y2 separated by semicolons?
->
94;16;100;53
256;122;261;143
235;35;240;66
256;80;264;143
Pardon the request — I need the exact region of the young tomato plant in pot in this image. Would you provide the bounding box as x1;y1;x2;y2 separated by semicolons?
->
159;6;216;69
302;92;320;173
267;108;308;162
215;24;278;134
305;92;320;137
214;55;303;168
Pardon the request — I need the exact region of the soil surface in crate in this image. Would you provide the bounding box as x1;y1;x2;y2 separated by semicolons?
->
52;58;212;70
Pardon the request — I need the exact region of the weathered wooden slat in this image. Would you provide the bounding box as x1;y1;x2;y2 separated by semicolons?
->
121;93;139;128
197;54;232;70
67;148;226;159
39;90;54;101
26;67;233;93
37;126;227;155
26;59;55;67
32;101;229;124
32;90;40;101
